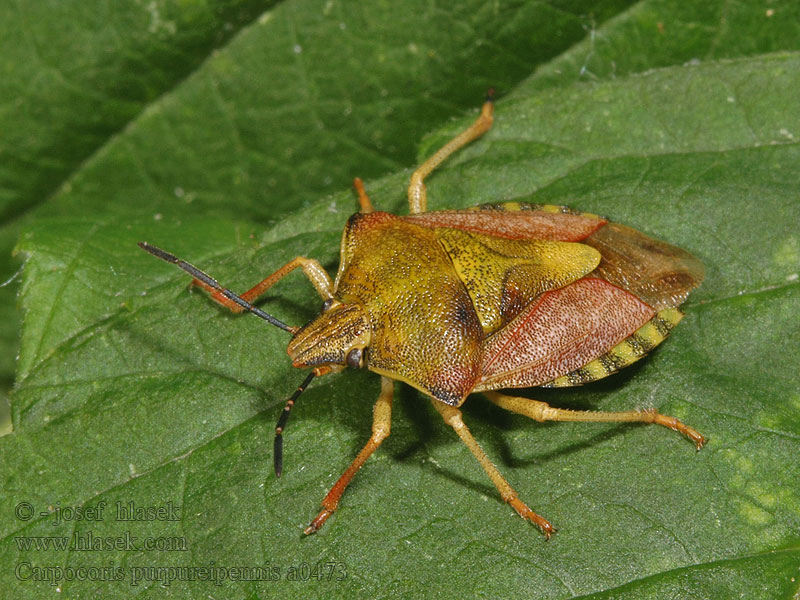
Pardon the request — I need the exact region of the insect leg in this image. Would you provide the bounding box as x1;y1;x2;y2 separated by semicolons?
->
407;90;495;214
484;391;706;449
431;400;556;538
191;256;334;314
353;177;374;213
305;376;393;534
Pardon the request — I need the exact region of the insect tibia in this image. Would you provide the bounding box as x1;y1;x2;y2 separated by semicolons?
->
137;241;294;333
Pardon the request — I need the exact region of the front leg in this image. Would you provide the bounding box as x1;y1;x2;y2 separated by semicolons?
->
305;377;394;534
191;256;333;314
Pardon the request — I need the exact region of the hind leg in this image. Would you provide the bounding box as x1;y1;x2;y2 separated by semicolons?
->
484;391;706;449
407;92;495;214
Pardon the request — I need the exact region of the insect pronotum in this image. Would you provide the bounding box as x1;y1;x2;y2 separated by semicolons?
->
140;90;706;538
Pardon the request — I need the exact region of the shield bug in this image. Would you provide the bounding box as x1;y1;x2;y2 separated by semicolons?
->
139;91;705;538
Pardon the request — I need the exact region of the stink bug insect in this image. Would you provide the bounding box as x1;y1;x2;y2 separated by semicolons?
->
140;91;705;538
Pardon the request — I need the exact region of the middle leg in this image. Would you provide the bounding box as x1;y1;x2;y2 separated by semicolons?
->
431;400;555;538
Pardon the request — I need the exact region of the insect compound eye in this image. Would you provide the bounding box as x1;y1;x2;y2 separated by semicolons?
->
321;298;335;312
345;347;363;369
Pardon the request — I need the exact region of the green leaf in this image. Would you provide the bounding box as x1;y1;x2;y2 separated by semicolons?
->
0;0;635;419
2;1;800;598
0;0;280;419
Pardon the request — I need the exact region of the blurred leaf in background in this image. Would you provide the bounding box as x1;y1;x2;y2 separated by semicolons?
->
1;0;799;598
